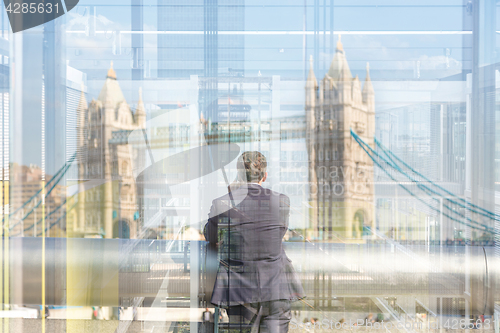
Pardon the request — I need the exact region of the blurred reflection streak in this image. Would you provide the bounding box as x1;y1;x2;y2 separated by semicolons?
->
10;238;498;311
65;30;474;35
136;144;240;188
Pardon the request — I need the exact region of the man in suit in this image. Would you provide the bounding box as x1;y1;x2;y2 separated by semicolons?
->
204;151;304;333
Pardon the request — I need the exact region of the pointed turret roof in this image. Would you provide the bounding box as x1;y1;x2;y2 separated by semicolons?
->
136;87;146;116
77;83;87;156
98;61;126;108
107;61;117;79
362;62;374;97
306;55;318;86
327;36;352;81
200;112;208;129
77;83;88;112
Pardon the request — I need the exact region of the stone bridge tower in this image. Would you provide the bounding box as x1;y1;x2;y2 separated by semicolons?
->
305;38;375;241
73;63;146;239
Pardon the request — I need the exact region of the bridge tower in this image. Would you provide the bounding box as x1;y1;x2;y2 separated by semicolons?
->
71;62;146;239
66;64;147;330
305;37;375;241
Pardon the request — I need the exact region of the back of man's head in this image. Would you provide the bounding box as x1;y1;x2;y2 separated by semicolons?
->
236;151;267;183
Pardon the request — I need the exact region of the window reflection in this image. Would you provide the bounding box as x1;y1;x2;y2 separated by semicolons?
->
1;0;499;331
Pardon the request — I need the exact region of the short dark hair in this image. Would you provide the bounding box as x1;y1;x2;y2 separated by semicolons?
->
237;151;267;183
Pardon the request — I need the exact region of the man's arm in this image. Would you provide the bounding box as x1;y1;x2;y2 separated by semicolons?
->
204;200;219;244
279;194;291;230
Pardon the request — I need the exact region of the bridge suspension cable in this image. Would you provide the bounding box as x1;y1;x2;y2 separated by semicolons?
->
350;129;496;234
375;138;500;222
8;153;76;232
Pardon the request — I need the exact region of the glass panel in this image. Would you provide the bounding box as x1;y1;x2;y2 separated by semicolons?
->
1;0;499;331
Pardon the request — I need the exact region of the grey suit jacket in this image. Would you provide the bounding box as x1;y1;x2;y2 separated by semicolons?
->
204;184;305;307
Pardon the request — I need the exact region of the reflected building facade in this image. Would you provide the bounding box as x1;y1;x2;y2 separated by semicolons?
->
306;39;375;241
10;164;65;237
157;0;245;79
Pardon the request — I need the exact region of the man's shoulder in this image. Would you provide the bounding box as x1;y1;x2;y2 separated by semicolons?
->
211;192;233;209
210;187;248;209
256;186;289;202
211;185;289;203
275;191;290;206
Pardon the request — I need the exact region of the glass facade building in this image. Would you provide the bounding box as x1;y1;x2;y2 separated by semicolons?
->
1;0;500;331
